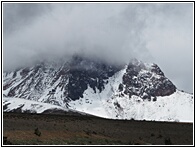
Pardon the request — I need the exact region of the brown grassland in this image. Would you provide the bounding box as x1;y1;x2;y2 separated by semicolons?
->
3;112;193;145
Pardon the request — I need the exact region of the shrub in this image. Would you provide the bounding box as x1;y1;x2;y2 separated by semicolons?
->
3;136;12;145
151;133;155;137
164;137;172;145
34;128;41;136
157;134;162;138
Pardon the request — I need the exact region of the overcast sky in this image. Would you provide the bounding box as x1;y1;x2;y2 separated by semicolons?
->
3;2;193;93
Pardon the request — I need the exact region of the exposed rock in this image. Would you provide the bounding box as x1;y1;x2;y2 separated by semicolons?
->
118;83;124;92
3;56;176;105
122;59;176;100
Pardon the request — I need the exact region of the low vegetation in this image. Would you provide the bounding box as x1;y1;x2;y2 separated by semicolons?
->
3;112;193;145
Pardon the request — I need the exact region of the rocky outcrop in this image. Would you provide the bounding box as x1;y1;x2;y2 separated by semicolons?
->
122;59;176;100
67;55;122;100
3;56;176;105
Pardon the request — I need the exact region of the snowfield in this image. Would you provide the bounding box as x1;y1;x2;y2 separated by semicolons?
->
68;89;193;122
68;68;193;122
3;88;193;122
3;97;69;113
3;59;193;123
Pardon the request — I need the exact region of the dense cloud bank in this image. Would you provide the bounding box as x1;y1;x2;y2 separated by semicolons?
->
3;3;193;92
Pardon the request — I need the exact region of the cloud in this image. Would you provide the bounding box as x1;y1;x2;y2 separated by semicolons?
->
3;3;193;92
3;3;153;70
143;3;193;93
3;3;51;36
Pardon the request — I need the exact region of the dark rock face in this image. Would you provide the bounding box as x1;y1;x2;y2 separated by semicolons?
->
67;55;123;100
118;83;124;92
3;55;123;102
3;56;176;105
122;59;176;99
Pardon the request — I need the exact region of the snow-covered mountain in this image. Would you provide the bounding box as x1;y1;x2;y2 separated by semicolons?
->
3;55;193;122
3;97;91;116
3;97;68;113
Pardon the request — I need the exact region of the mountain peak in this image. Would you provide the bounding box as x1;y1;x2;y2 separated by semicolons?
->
3;56;192;122
123;59;175;99
3;56;176;101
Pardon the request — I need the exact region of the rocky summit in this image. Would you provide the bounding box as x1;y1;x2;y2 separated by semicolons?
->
3;55;193;122
3;56;176;101
122;59;176;100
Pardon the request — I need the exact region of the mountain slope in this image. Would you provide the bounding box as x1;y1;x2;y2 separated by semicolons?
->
68;67;193;122
3;97;68;113
3;97;91;116
3;56;193;122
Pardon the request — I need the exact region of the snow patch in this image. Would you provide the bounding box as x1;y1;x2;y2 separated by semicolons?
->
3;97;69;113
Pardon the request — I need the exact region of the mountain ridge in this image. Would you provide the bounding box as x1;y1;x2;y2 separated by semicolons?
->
3;56;193;122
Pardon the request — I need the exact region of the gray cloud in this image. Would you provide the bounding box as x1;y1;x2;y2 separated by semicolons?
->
3;3;152;68
143;3;193;93
3;3;193;93
3;3;51;36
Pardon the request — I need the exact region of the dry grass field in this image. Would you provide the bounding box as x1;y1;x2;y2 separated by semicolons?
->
3;112;193;145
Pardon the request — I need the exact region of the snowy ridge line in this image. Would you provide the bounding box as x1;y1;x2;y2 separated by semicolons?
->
3;97;68;113
3;97;94;116
3;57;193;122
68;65;193;123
